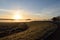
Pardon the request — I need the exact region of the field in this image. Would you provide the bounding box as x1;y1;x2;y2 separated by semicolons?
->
0;21;57;40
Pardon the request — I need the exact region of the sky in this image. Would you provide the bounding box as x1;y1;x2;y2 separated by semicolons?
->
0;0;60;20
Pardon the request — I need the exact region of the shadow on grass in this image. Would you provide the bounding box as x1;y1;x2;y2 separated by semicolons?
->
44;21;60;40
0;23;29;38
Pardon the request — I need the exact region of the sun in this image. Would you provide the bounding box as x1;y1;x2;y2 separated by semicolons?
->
13;14;21;19
12;10;22;20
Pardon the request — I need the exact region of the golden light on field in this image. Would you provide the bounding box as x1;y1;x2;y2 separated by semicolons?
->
12;10;22;20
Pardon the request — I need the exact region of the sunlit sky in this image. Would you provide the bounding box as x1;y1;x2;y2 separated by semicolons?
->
0;0;60;20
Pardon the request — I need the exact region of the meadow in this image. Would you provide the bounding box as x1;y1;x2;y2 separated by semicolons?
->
0;21;57;40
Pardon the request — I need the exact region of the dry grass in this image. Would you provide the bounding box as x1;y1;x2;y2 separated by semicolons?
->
0;21;57;40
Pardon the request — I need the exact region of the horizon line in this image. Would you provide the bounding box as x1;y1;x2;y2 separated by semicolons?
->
0;18;31;20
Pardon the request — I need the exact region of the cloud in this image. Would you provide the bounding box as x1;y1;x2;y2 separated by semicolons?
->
0;7;60;20
0;9;15;16
34;7;60;19
0;9;32;19
0;9;14;12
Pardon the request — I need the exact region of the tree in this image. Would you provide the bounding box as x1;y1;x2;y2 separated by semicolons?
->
52;16;60;22
52;17;57;22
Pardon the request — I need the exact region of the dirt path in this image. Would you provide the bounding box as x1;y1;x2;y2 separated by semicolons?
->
45;22;60;40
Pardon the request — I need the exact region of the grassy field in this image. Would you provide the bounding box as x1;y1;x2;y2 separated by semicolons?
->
0;21;57;40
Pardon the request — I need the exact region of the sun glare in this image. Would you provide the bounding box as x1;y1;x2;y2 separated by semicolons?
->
13;14;21;19
12;10;22;20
